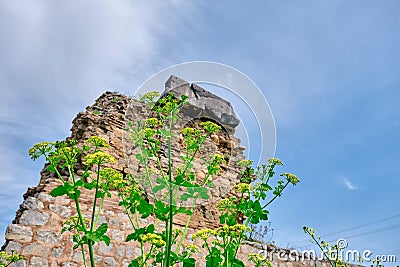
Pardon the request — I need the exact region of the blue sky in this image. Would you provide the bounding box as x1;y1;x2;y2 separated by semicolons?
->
1;1;399;265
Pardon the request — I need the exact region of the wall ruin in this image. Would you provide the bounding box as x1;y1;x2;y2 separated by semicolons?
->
1;76;326;267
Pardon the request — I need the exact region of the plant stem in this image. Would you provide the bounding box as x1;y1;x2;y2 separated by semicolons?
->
165;112;174;267
88;163;102;267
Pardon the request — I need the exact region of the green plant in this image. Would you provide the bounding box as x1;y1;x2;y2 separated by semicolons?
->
303;226;350;267
0;250;25;266
29;136;116;267
29;91;299;267
193;158;299;266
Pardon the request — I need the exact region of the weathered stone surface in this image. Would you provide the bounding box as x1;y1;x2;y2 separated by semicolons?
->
54;196;70;205
36;193;54;202
104;256;116;266
98;242;113;255
62;262;77;267
37;230;62;244
5;224;33;242
51;247;63;258
4;240;22;252
28;256;48;267
111;229;125;242
49;203;71;218
19;211;49;226
23;244;49;257
117;245;125;257
22;197;44;211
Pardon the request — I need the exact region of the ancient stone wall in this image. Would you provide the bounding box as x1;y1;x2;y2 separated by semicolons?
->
1;77;327;267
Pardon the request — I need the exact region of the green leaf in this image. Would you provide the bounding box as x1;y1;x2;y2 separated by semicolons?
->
75;180;84;187
95;223;108;236
128;260;140;267
50;184;67;197
84;182;96;190
126;233;136;242
152;184;165;193
101;235;110;246
183;258;195;267
231;258;245;267
137;199;153;219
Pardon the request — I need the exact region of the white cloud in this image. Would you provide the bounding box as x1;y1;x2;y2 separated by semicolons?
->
0;0;199;244
342;178;358;191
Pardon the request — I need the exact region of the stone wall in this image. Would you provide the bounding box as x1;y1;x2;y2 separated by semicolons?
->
1;77;327;267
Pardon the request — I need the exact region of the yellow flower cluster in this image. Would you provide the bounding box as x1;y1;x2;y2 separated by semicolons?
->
200;121;221;133
144;128;156;138
85;136;109;148
145;118;160;127
0;250;26;264
233;183;253;193
85;151;115;165
183;244;200;256
192;229;217;241
213;153;225;164
181;127;195;135
268;158;284;166
248;253;272;267
216;224;250;237
280;172;300;185
100;168;126;190
216;198;234;211
28;141;55;159
141;233;166;247
238;159;253;168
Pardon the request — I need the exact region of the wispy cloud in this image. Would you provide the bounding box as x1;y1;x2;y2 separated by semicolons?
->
342;178;358;191
0;0;199;244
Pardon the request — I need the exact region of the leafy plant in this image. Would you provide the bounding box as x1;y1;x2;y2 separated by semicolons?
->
29;91;299;267
193;158;299;266
29;136;116;267
0;250;25;267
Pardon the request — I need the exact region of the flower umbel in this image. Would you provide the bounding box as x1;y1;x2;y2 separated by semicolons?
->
141;233;166;247
192;229;217;241
280;172;300;185
85;151;115;165
234;183;253;193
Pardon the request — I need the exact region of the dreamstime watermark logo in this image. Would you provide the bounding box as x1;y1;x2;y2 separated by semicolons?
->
257;239;397;264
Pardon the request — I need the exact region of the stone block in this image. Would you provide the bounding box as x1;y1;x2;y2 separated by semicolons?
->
23;244;49;257
22;197;44;211
5;224;33;242
19;211;50;226
37;230;62;244
49;204;71;218
28;256;48;267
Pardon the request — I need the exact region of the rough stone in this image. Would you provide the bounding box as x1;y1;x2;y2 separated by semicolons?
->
28;256;48;267
109;217;120;227
37;230;62;244
23;244;49;257
104;256;116;266
4;241;22;252
49;203;71;218
36;192;54;202
22;197;44;211
62;262;77;267
19;211;49;226
5;224;33;242
117;245;125;257
98;242;113;255
54;196;70;205
51;247;64;258
111;229;125;242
